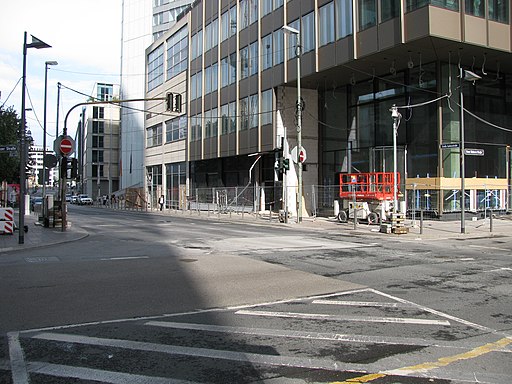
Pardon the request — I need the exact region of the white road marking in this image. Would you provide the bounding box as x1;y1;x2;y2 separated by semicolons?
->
7;332;29;384
27;361;193;384
145;320;470;349
32;332;368;373
236;309;451;326
100;256;149;261
367;289;494;332
313;299;414;308
484;267;512;273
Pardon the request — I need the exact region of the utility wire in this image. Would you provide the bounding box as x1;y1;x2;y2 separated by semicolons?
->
0;77;22;108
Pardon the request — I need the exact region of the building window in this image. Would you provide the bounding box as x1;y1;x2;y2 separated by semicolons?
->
249;0;259;24
229;52;237;84
204;20;219;51
240;46;249;79
229;101;236;133
221;10;229;41
229;6;237;36
273;29;284;65
221;104;229;135
221;57;229;87
240;0;249;29
146;123;162;148
261;89;273;126
190;71;202;100
286;19;300;60
240;97;249;131
92;150;104;163
97;84;113;101
249;94;258;129
489;0;509;23
166;115;187;143
319;2;335;45
262;34;273;70
381;0;400;21
465;0;484;16
249;41;258;76
191;30;203;60
406;0;459;12
92;164;104;178
359;0;377;30
167;26;188;80
148;44;164;91
93;107;104;119
92;121;104;134
205;66;212;94
262;0;272;16
165;162;186;208
336;0;353;39
211;62;218;92
191;114;202;141
274;0;284;9
302;12;315;53
92;136;104;148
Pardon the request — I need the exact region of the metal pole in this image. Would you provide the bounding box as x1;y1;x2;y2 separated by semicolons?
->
43;61;57;202
391;106;399;214
19;32;28;244
296;34;302;223
460;67;466;234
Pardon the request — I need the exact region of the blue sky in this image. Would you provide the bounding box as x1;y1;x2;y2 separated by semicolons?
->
0;0;122;147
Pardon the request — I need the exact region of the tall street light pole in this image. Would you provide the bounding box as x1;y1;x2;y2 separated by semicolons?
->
459;67;481;234
282;25;302;223
19;32;51;244
43;61;58;201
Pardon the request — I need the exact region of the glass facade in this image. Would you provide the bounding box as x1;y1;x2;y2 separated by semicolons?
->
166;26;188;80
147;45;164;91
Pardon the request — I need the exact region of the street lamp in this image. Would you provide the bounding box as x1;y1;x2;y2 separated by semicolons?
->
19;32;51;244
43;61;58;201
459;68;481;234
282;24;303;223
391;105;401;213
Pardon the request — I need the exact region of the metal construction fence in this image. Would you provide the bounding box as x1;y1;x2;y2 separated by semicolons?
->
102;182;511;219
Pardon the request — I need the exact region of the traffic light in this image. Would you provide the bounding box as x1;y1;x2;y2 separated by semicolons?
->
70;158;78;179
166;92;182;113
166;92;173;111
282;158;290;171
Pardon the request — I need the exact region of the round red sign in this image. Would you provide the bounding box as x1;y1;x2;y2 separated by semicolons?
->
60;138;73;155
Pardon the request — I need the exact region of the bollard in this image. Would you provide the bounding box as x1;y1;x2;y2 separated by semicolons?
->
353;207;357;229
420;209;424;235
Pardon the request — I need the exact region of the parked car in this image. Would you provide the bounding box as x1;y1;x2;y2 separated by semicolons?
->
78;194;93;205
71;195;79;204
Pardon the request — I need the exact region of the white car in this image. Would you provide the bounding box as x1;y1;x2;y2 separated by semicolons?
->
78;194;93;205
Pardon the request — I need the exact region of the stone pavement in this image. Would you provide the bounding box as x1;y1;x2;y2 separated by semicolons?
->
1;208;511;253
0;211;88;253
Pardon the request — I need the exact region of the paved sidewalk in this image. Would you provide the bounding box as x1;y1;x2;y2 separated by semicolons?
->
0;212;88;253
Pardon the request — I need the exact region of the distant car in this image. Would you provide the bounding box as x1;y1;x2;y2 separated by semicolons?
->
71;195;79;204
65;194;72;203
78;194;93;205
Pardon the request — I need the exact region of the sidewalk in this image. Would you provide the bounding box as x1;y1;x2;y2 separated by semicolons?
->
0;212;88;253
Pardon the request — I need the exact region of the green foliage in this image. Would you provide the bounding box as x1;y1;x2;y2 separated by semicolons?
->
0;106;21;183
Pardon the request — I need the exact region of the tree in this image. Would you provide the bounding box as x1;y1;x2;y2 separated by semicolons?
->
0;106;21;183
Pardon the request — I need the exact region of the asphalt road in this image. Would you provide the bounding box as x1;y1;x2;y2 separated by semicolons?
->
0;206;510;383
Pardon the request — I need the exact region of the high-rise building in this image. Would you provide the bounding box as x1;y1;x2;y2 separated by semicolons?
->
144;1;512;218
120;0;194;191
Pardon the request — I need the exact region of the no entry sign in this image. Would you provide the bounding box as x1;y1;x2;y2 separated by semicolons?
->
54;135;75;157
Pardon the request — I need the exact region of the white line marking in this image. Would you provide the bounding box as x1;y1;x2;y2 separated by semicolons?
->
27;361;193;384
236;310;451;326
313;299;414;308
484;267;512;273
32;332;368;373
145;320;468;349
101;256;149;261
366;289;493;332
469;244;510;252
459;258;475;261
8;332;29;384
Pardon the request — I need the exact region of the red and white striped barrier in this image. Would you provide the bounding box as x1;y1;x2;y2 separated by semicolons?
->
0;208;14;222
1;221;14;234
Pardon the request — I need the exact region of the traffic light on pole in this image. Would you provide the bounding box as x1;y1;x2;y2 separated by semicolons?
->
166;92;173;111
283;158;290;171
70;158;78;179
166;92;182;113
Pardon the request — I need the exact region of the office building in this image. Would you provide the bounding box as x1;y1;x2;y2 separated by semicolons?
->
144;0;512;217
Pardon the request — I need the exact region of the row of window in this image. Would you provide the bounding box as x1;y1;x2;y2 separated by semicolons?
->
406;0;509;22
189;89;273;142
147;115;188;148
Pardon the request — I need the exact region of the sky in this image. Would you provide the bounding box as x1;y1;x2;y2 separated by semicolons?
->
0;0;122;148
